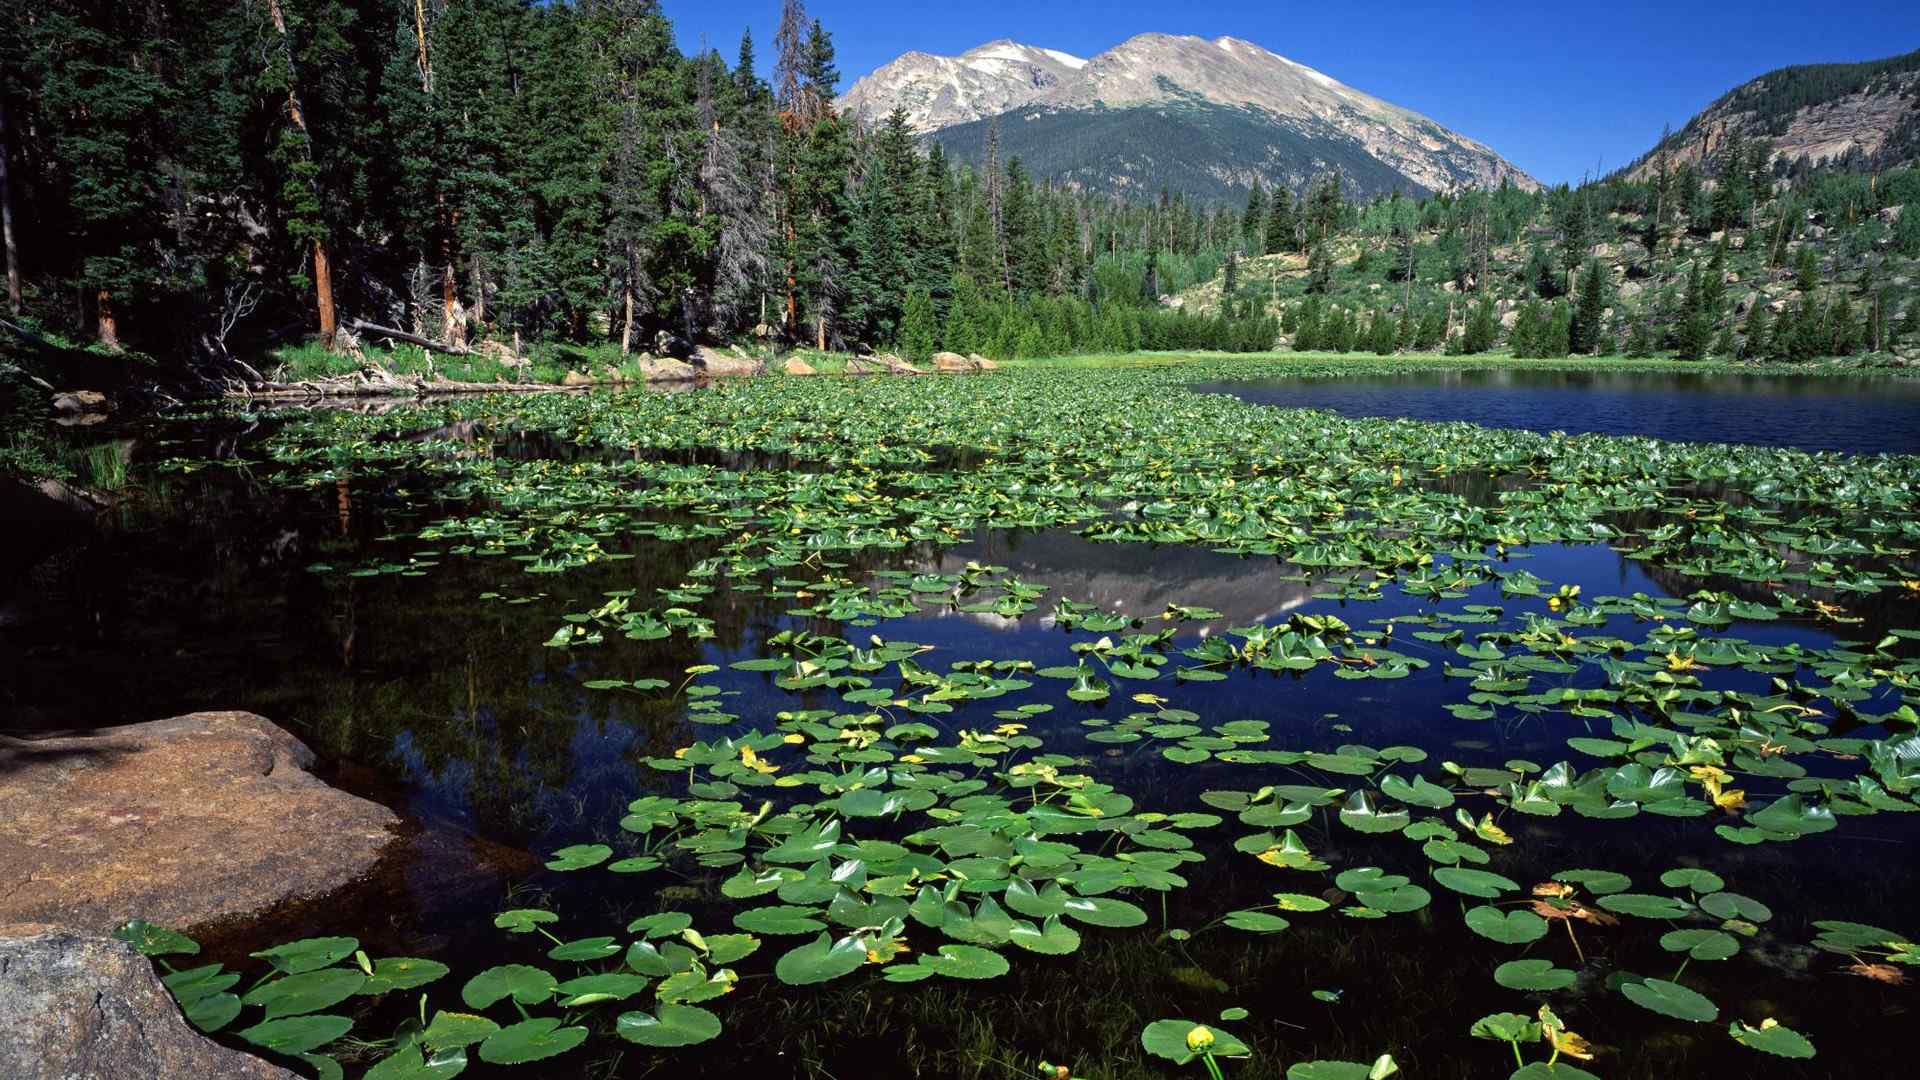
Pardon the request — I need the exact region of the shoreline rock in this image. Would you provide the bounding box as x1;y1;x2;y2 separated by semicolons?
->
0;711;400;933
0;926;296;1080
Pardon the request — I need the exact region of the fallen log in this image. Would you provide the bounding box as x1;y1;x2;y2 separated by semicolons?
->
349;319;468;354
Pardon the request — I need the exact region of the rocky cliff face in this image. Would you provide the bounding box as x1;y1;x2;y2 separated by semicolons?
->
1627;49;1920;178
839;33;1536;199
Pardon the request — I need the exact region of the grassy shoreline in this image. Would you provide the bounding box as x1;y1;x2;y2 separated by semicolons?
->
262;340;1918;387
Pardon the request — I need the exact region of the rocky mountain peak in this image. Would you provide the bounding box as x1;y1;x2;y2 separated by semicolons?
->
839;32;1538;198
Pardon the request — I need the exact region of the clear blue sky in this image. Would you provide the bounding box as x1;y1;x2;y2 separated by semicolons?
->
663;0;1920;186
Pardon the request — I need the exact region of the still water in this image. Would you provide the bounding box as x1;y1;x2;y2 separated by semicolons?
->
3;401;1915;1079
1199;367;1920;454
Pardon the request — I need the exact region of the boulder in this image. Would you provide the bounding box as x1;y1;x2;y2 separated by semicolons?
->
560;369;596;386
781;357;817;375
971;355;1000;371
50;390;109;415
0;712;399;933
638;356;699;382
932;351;978;372
0;926;295;1080
870;353;923;375
690;346;759;377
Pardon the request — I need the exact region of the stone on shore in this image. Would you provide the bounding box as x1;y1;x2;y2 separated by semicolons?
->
0;925;296;1080
0;711;399;933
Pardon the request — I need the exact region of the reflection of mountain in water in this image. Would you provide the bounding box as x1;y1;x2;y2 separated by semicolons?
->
924;528;1326;635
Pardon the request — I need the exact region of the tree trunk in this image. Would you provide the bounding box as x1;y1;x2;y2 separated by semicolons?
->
442;260;462;347
95;289;120;350
815;313;825;352
469;250;485;326
313;239;337;348
0;100;19;314
620;284;635;355
264;0;337;349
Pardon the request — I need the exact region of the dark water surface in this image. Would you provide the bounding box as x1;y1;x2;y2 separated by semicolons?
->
4;405;1916;1079
1198;368;1920;454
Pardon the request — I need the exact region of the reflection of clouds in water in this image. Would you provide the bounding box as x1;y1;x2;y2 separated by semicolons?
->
916;528;1324;636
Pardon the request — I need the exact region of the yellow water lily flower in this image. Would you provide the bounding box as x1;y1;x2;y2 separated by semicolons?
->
739;746;778;775
1537;1006;1595;1062
1185;1026;1215;1051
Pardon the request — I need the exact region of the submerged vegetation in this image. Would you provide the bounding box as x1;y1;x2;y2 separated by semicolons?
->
99;356;1920;1078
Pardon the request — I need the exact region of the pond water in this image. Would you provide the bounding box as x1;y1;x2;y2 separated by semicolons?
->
5;370;1918;1080
1197;368;1920;454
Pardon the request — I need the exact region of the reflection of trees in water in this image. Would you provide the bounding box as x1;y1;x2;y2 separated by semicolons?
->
926;528;1324;635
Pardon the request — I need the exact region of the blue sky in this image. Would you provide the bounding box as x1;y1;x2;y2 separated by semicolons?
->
662;0;1920;186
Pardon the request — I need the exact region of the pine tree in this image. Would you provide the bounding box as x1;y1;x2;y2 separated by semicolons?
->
1306;242;1333;294
1461;298;1497;354
1570;258;1607;354
1543;300;1572;358
1264;188;1295;254
1369;309;1395;355
1241;182;1266;254
1741;302;1772;359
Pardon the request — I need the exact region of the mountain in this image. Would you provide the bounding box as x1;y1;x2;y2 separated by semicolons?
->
1626;48;1920;179
838;33;1537;201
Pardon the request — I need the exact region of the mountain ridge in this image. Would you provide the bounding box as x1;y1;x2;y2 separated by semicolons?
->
838;32;1538;200
1624;47;1920;179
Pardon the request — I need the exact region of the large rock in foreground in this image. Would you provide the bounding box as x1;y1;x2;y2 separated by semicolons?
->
0;712;399;932
0;925;295;1080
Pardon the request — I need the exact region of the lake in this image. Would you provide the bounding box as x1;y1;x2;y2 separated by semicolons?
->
5;362;1917;1079
1197;366;1920;454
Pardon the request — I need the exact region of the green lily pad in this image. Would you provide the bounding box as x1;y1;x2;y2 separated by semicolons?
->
359;957;450;995
1007;916;1081;955
1493;958;1577;991
733;905;826;935
1598;893;1693;919
544;843;612;871
419;1011;500;1052
1658;868;1725;893
1660;929;1740;961
242;968;367;1019
460;964;555;1009
1141;1019;1251;1064
774;932;867;986
113;920;200;958
1729;1019;1815;1058
1464;906;1549;944
250;937;358;975
235;1014;354;1055
1621;977;1719;1022
616;1004;723;1047
1433;867;1519;899
1061;895;1148;927
918;944;1010;979
362;1045;468;1080
492;909;559;934
555;973;652;1005
477;1017;588;1065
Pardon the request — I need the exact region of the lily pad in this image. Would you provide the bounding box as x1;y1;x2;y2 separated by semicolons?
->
477;1017;588;1065
616;1004;724;1047
1464;906;1549;944
1621;977;1719;1022
1493;958;1577;991
460;964;555;1009
774;932;866;986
